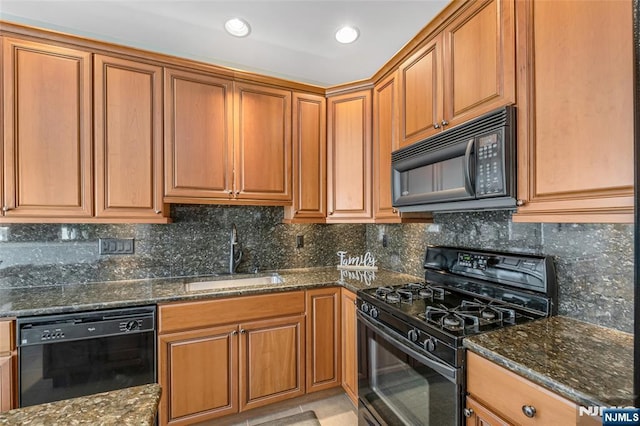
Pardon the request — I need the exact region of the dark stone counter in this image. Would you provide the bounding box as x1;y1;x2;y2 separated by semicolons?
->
0;267;420;317
0;384;161;425
464;316;634;408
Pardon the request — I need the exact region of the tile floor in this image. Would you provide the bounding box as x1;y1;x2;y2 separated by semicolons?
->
195;388;358;426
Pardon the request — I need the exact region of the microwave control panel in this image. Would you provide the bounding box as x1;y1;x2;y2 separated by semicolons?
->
476;132;505;197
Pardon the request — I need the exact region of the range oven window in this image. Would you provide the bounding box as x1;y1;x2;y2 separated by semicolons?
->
358;312;460;426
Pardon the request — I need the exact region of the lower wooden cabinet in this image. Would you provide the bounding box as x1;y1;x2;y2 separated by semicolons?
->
157;292;305;425
0;319;15;413
306;288;341;393
466;351;600;426
341;289;358;405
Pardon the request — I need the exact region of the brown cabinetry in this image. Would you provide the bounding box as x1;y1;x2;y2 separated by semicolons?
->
234;82;292;203
514;0;633;223
284;92;327;223
306;287;341;393
398;0;515;147
341;288;358;405
327;89;373;222
94;55;165;220
466;351;599;426
164;68;233;201
158;292;305;425
0;319;16;413
1;37;93;219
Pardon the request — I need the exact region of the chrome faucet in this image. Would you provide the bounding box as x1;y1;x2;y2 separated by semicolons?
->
229;223;243;274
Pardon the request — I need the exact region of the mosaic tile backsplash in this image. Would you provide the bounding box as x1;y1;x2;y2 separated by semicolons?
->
0;206;633;332
365;211;634;333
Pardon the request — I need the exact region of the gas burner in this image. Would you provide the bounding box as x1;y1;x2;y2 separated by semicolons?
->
417;285;446;301
386;292;401;303
424;305;481;333
481;310;496;320
375;286;394;299
460;300;517;325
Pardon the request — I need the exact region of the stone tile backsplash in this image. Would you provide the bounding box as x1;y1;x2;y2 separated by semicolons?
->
0;206;633;332
365;211;634;333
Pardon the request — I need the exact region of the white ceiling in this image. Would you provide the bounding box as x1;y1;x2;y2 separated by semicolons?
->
0;0;450;87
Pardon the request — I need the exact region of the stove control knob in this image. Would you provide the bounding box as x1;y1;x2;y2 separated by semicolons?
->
424;337;437;352
360;303;370;314
369;308;379;319
407;329;419;342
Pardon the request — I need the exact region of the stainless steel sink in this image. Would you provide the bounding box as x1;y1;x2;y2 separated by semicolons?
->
185;274;285;292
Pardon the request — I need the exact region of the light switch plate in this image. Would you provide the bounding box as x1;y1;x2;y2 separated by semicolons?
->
99;238;134;255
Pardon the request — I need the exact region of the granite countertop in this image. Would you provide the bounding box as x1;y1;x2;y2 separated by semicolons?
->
0;267;422;317
464;316;634;408
0;383;161;425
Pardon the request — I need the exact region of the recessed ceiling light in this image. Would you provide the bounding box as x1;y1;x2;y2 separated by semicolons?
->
335;26;359;44
225;18;251;37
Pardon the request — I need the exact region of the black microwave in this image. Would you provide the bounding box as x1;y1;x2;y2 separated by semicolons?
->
391;106;516;213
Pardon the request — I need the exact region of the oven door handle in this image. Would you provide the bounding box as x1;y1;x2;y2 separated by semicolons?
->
357;311;459;384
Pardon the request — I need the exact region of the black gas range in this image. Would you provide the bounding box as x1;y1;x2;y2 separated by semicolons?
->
356;246;556;425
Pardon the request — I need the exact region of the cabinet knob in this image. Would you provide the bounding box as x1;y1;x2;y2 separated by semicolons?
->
154;210;162;214
516;199;525;207
328;211;334;216
522;405;536;418
392;208;398;214
240;329;246;334
231;330;238;336
228;190;234;197
433;123;440;129
463;408;474;418
235;191;240;196
441;120;449;127
1;206;10;212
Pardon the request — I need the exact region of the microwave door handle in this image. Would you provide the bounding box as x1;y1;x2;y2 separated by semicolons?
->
463;139;475;195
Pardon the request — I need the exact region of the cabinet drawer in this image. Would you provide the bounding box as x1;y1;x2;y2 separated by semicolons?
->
159;291;305;333
467;351;578;426
0;320;15;356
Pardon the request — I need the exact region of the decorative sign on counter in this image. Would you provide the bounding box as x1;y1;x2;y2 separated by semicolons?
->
336;251;378;271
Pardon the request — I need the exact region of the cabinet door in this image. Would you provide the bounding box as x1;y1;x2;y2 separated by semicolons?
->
514;0;633;223
327;89;373;222
164;68;233;201
284;92;327;222
158;325;238;425
341;288;357;405
239;314;305;411
94;55;166;220
398;35;443;148
234;82;292;202
306;288;340;393
465;396;512;426
373;72;401;222
443;0;515;127
0;355;14;413
2;38;93;218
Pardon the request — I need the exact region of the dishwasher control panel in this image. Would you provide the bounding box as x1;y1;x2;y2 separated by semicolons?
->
17;306;156;346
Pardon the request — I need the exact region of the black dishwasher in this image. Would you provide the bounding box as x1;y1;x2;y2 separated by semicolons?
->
17;305;156;407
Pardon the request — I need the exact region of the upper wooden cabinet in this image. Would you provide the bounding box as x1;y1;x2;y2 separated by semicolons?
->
373;72;400;222
398;0;515;148
1;37;93;219
327;89;373;222
164;77;292;205
284;92;327;223
164;68;233;201
234;82;292;203
94;55;166;220
513;0;633;223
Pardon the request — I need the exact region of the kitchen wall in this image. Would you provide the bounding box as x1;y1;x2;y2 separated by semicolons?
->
0;205;365;289
365;211;634;333
0;206;632;333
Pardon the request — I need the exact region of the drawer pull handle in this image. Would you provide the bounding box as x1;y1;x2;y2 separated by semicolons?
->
522;405;536;418
463;408;474;418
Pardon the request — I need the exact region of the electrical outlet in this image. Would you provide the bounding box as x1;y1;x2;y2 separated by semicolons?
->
296;235;304;248
382;234;388;248
99;238;134;255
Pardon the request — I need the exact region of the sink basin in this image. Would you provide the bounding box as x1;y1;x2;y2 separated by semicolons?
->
185;274;285;292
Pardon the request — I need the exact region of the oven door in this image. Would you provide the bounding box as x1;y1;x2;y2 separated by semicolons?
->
357;311;462;426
